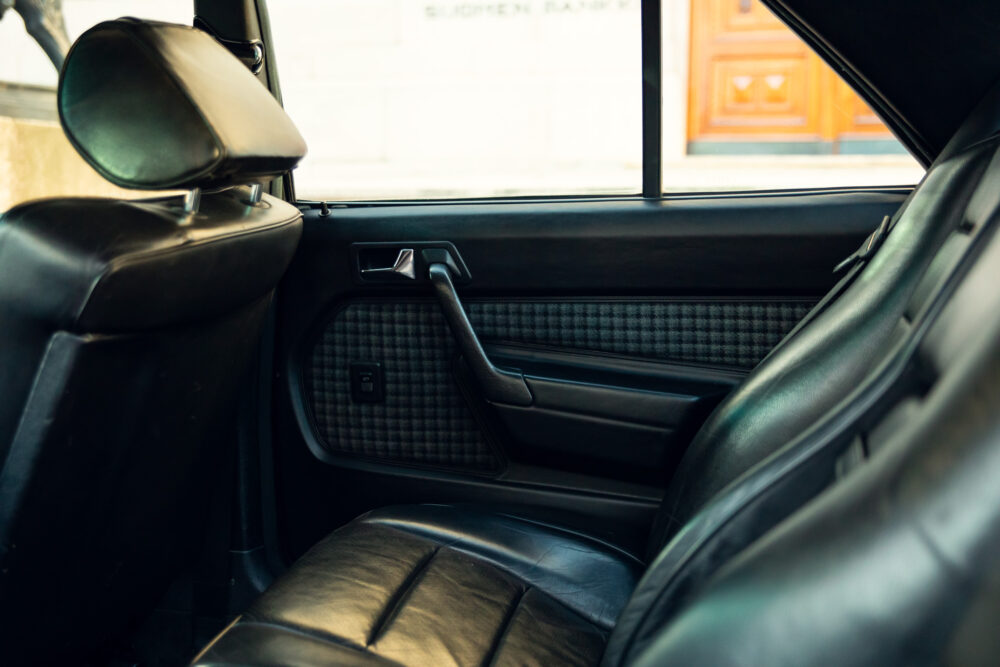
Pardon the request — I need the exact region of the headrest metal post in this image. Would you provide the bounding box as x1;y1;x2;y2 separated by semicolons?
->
183;187;201;215
249;183;263;204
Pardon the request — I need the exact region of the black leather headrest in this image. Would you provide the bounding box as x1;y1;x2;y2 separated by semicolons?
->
58;18;306;190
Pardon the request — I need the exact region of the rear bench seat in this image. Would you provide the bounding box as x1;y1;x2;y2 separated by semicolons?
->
197;507;640;665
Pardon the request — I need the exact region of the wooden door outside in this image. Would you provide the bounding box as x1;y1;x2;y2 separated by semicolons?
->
687;0;898;154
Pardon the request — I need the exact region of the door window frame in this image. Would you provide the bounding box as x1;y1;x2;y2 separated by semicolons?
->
248;0;922;203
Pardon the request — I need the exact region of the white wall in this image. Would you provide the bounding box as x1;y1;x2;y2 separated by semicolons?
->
661;0;690;162
270;0;645;198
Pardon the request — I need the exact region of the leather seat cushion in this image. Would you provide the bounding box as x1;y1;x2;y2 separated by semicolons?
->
194;504;643;666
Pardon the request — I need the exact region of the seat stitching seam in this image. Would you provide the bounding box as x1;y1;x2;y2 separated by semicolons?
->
488;512;646;567
366;544;441;647
483;585;530;667
232;619;392;660
363;521;624;630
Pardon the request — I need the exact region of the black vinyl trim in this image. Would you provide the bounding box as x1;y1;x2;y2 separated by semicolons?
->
296;185;914;210
641;0;662;198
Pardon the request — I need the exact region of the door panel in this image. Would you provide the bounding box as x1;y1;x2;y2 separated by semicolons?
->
272;189;909;557
305;299;505;474
300;297;812;480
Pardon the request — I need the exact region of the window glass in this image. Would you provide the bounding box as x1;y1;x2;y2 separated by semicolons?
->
272;0;924;201
271;0;643;200
0;1;191;211
664;0;923;192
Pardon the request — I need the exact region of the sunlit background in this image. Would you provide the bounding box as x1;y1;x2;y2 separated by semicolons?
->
271;0;924;199
0;0;924;209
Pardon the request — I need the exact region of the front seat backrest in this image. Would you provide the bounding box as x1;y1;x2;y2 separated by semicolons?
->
631;198;1000;666
651;129;992;547
0;18;305;662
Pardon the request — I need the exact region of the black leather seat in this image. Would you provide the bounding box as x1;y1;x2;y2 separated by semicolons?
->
196;80;1000;665
651;129;994;549
0;19;306;663
626;188;1000;665
198;505;641;665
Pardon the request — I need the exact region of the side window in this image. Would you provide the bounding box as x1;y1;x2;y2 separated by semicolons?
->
272;0;924;202
0;1;191;211
271;1;642;201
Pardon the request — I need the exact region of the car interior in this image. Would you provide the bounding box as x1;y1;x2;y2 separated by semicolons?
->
1;0;1000;665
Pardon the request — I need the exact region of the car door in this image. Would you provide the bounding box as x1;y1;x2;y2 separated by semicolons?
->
259;0;923;559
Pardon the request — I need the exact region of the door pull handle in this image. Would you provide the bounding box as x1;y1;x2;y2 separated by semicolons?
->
427;262;533;406
360;248;416;279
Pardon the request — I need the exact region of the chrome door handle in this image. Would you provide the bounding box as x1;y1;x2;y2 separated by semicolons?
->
360;248;416;279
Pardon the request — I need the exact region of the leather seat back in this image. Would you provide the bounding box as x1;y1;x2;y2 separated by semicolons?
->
626;159;1000;666
605;84;1000;665
653;102;998;547
0;19;305;662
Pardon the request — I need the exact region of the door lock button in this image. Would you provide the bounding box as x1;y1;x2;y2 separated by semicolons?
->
350;361;384;403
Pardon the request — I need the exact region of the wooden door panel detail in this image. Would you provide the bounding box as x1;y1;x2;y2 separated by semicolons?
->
689;0;895;152
710;58;813;132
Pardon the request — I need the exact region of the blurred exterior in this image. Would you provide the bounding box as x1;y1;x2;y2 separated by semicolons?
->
0;1;191;210
271;0;923;199
0;0;924;209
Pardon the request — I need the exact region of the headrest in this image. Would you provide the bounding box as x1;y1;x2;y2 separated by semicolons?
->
58;18;306;190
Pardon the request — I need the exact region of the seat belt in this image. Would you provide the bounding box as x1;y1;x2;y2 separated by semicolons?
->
763;215;894;360
832;214;892;274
